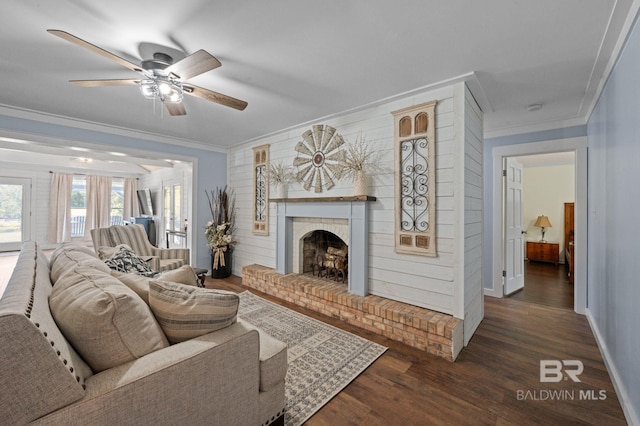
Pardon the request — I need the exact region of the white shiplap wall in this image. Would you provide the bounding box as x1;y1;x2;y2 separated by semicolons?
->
461;84;484;344
229;83;483;333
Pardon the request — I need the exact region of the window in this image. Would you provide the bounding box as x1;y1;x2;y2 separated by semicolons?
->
70;176;87;237
392;100;437;256
69;175;126;237
110;178;124;225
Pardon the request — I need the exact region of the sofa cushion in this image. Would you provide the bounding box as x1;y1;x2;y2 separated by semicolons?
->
238;319;289;392
50;266;169;372
159;258;186;272
148;281;239;344
50;243;112;284
111;265;199;304
104;245;157;277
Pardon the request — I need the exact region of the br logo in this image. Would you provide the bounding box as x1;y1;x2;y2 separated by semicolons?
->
540;360;583;382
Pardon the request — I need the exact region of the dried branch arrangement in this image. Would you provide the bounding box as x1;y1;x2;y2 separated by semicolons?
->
205;186;236;238
340;132;386;181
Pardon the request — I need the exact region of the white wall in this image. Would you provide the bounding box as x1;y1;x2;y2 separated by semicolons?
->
230;82;483;332
521;164;574;259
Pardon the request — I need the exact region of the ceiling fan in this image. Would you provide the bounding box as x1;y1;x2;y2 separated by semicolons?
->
47;29;247;116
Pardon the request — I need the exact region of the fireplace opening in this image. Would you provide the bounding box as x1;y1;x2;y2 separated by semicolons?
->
302;230;348;281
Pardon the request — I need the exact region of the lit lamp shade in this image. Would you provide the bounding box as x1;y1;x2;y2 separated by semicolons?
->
534;215;552;242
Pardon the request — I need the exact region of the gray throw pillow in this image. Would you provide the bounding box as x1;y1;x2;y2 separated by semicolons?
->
111;265;199;304
148;281;239;344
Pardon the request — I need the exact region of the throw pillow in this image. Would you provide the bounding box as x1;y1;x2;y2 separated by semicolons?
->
50;245;112;284
157;265;199;287
97;244;133;260
111;266;198;304
148;280;239;344
50;266;169;372
104;245;157;277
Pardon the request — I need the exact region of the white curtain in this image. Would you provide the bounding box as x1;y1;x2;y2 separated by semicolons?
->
123;177;140;219
84;175;112;240
48;173;73;243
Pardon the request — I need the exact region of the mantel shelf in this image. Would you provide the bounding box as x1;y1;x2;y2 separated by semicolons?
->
270;195;376;203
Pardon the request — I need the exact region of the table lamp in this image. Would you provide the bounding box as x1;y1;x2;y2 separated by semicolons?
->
534;215;552;242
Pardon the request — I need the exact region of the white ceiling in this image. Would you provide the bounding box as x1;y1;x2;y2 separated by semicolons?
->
0;1;637;166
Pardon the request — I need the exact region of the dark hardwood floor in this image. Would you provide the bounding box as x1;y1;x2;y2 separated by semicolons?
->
509;261;574;310
206;275;626;425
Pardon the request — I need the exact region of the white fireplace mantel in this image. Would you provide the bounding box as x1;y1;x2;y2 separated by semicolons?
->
273;196;376;296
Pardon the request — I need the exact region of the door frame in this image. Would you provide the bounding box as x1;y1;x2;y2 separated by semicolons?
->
489;137;587;314
162;179;185;248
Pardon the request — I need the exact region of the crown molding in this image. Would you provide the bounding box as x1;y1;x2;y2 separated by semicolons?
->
0;103;227;154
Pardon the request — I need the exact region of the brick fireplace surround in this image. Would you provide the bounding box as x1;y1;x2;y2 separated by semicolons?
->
243;264;463;361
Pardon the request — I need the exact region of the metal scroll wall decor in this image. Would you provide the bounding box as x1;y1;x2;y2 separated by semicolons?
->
294;124;345;193
392;100;437;256
252;144;269;235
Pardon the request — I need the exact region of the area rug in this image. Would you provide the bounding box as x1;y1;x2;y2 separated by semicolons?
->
238;291;387;426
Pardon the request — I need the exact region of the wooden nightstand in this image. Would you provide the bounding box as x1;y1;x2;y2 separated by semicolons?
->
526;241;559;265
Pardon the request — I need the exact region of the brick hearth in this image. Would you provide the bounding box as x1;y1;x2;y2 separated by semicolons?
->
242;264;464;361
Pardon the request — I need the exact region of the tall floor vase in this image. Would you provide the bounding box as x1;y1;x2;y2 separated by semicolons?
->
211;246;233;279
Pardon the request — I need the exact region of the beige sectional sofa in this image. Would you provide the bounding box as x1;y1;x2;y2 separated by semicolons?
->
0;241;286;425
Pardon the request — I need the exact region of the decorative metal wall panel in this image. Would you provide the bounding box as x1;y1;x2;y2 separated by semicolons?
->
400;137;429;232
392;101;437;256
252;145;269;235
255;164;266;221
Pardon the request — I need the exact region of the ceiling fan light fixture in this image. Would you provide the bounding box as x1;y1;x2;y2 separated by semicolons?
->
139;77;183;103
140;79;157;99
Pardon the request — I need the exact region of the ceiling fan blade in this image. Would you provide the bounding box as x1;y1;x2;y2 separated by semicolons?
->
183;84;247;111
165;50;221;80
70;79;140;87
47;29;142;73
165;102;187;116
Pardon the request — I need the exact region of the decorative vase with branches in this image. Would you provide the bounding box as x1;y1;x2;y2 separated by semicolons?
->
269;160;295;198
205;186;236;275
340;132;386;195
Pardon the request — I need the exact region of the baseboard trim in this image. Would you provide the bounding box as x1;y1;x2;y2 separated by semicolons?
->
585;308;639;426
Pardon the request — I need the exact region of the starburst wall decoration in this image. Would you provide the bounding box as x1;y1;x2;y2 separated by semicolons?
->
293;125;345;193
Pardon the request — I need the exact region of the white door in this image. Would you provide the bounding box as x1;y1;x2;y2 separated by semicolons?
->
0;177;31;252
504;158;524;295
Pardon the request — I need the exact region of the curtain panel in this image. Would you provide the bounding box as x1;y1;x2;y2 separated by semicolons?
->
84;175;112;240
124;177;140;219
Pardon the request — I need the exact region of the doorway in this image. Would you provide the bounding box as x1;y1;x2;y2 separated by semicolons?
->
0;177;31;252
163;181;185;248
504;152;576;309
489;137;587;314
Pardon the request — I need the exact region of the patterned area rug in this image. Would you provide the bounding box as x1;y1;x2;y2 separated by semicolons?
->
238;291;387;426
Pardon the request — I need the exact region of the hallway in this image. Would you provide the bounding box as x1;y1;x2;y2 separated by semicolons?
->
509;261;574;310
